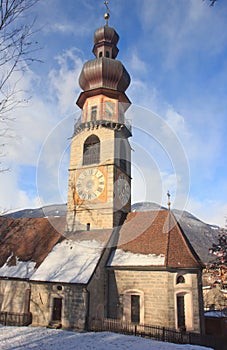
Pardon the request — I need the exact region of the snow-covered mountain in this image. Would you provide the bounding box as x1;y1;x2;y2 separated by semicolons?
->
6;204;67;218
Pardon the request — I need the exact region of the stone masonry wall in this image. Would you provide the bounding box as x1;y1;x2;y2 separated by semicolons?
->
30;282;88;330
108;269;170;326
107;269;203;332
0;279;30;313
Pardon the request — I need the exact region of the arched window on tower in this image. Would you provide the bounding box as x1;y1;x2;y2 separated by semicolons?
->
83;135;100;165
106;51;110;58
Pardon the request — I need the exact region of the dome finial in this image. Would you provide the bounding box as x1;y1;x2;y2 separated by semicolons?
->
104;1;110;26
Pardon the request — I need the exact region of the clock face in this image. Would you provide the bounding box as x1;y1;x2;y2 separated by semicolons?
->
115;173;130;206
76;168;105;201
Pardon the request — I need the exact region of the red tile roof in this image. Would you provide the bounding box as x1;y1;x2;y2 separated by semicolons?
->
0;209;203;280
115;210;203;268
0;216;113;281
0;216;65;269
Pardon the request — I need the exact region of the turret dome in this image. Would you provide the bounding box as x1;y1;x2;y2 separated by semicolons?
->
78;25;130;93
93;26;119;59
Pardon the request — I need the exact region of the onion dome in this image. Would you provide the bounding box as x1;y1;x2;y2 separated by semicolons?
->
93;26;119;59
78;26;131;93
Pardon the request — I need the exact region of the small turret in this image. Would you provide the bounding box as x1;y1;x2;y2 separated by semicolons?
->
78;24;130;94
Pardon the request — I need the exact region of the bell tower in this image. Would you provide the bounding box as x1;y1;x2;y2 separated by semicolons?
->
66;11;131;234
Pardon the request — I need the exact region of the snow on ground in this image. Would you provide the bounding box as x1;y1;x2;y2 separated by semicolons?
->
0;327;213;350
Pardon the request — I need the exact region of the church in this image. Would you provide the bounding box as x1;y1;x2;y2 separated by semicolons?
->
0;9;205;334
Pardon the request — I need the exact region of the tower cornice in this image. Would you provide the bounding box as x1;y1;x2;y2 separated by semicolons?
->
76;87;131;110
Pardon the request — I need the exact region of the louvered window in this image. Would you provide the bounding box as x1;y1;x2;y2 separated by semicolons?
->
83;135;100;165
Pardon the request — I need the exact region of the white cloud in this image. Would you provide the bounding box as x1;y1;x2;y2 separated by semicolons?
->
165;108;188;137
140;0;227;69
48;48;83;114
0;169;40;213
0;48;85;211
47;23;75;34
129;50;147;73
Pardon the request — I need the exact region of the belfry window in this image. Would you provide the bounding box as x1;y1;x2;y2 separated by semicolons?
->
83;135;100;165
106;51;110;58
99;52;103;58
91;106;97;122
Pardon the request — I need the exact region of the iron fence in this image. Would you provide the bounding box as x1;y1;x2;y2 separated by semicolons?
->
0;312;32;326
89;318;225;350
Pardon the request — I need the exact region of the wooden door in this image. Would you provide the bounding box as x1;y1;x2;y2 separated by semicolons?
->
52;298;62;321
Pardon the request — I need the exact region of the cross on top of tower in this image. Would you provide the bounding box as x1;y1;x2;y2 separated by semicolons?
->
104;1;110;25
167;190;171;210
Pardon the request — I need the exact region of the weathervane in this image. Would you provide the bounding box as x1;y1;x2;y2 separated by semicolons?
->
104;1;110;25
167;191;171;210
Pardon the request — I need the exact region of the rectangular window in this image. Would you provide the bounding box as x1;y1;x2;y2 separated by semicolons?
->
131;295;140;323
177;295;185;330
91;106;97;122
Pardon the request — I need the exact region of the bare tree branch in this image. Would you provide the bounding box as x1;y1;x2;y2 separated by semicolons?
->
204;0;218;6
0;0;40;171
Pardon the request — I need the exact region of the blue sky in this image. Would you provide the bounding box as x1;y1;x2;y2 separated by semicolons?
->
0;0;227;226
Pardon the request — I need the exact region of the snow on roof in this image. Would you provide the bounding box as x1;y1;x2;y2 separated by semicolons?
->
31;239;104;283
0;255;36;279
107;249;165;267
205;310;227;318
114;211;203;269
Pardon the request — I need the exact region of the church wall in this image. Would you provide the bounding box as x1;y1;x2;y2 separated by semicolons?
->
30;282;88;330
107;269;169;326
107;269;203;333
0;279;30;314
0;278;88;330
169;271;203;332
87;248;110;322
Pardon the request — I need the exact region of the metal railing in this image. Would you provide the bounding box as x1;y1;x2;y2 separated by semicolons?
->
0;311;32;326
89;318;225;350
